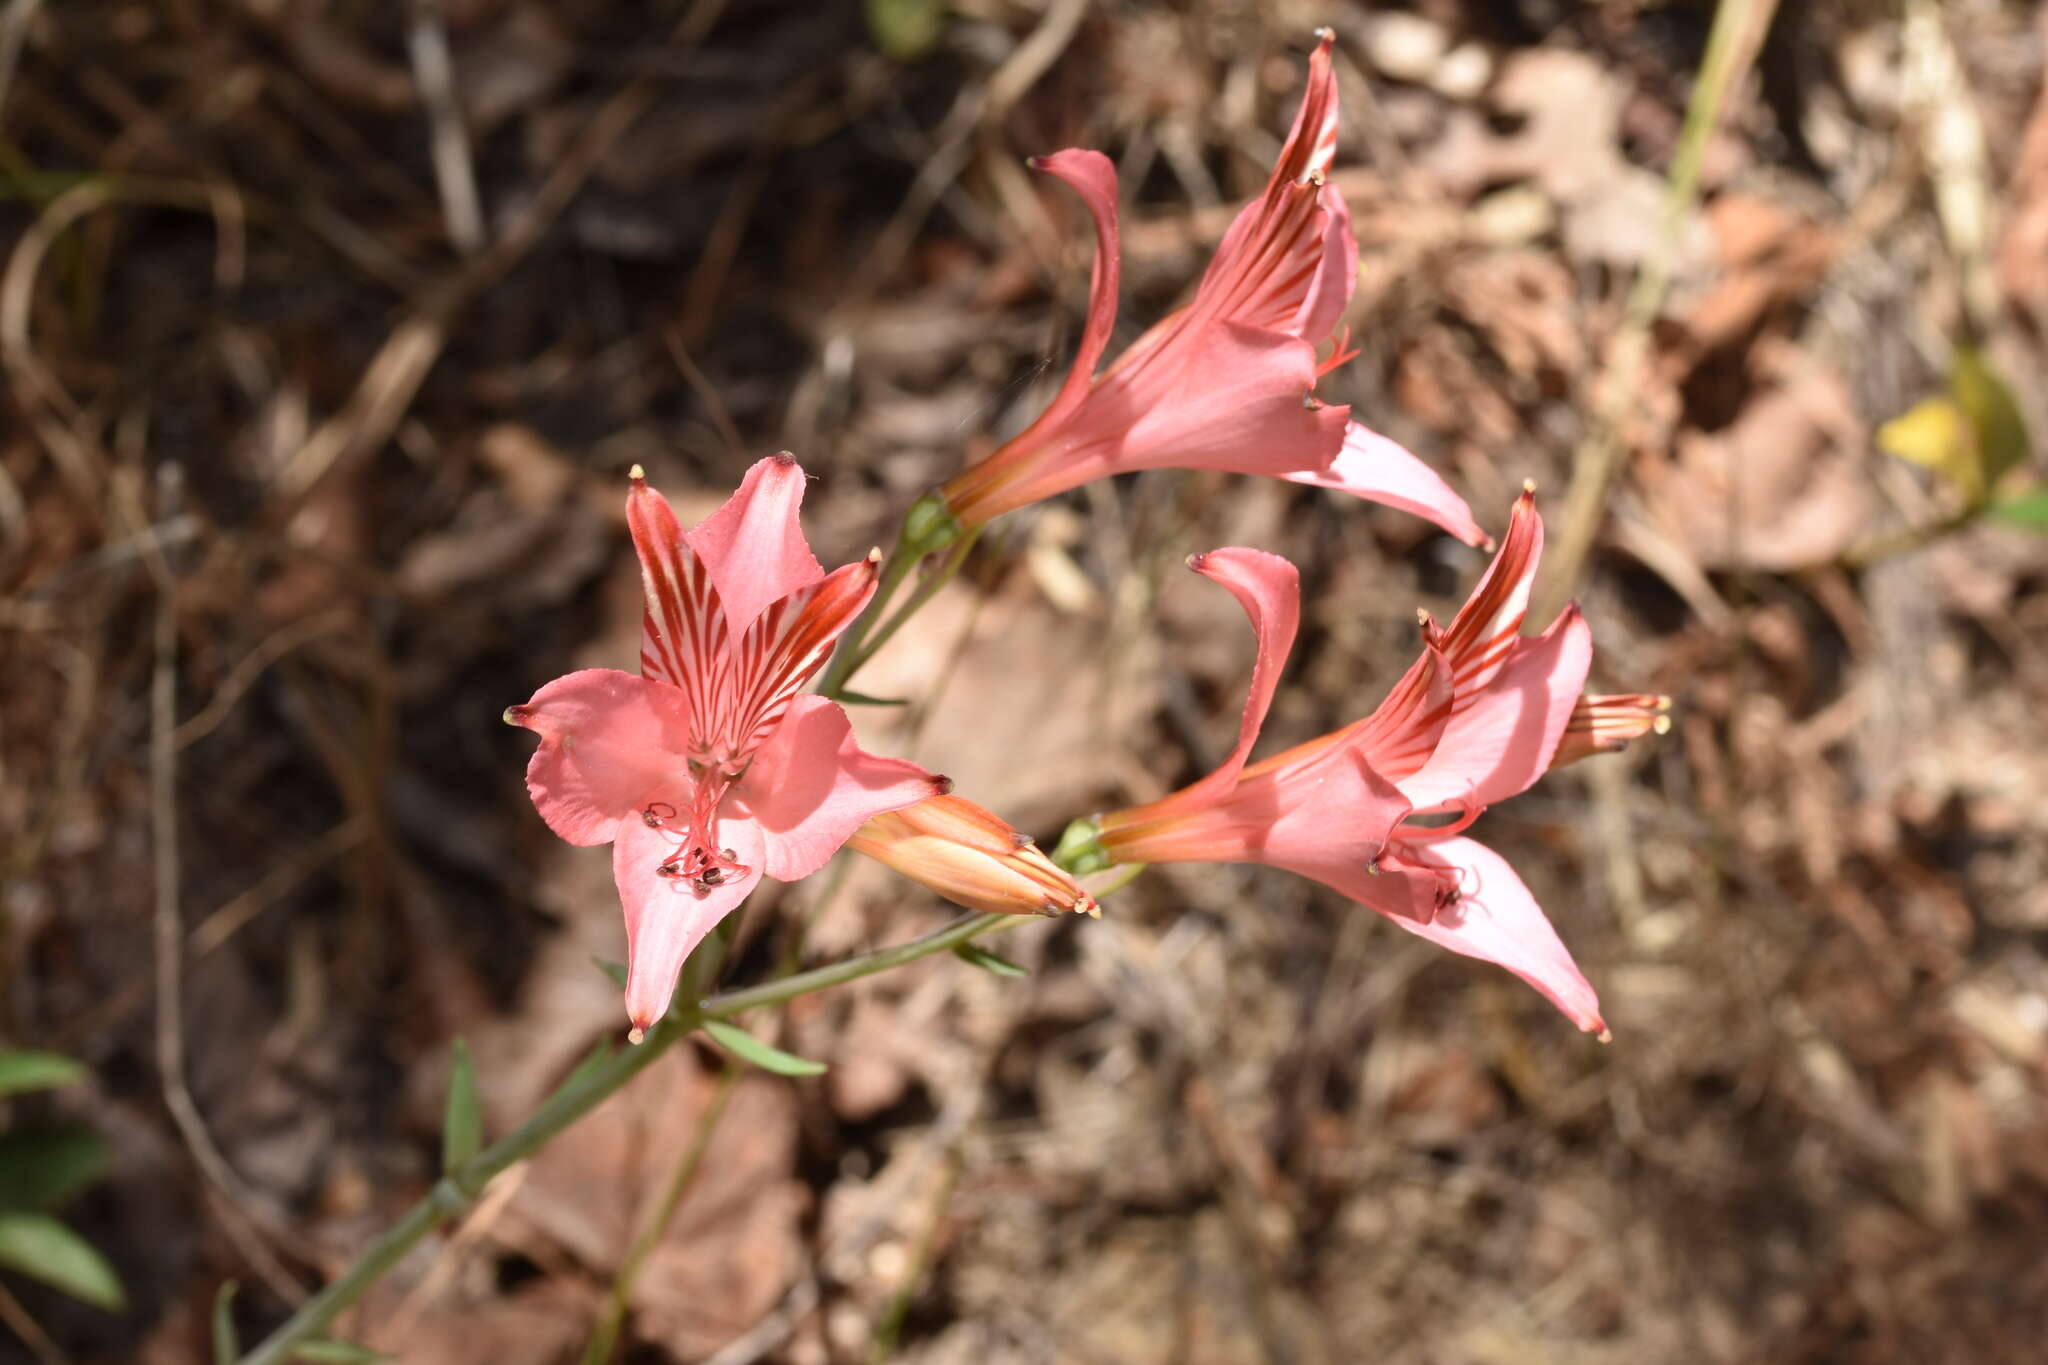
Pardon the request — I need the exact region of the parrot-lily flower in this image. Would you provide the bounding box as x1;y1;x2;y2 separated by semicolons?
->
1098;491;1614;1034
935;32;1484;547
849;793;1099;918
507;457;946;1039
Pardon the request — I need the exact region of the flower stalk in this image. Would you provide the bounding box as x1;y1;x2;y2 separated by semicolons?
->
234;909;1021;1365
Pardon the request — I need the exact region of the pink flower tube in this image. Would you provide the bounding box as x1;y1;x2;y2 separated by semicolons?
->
937;33;1484;546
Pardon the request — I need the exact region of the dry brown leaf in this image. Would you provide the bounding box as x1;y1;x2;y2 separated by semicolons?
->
1642;346;1870;570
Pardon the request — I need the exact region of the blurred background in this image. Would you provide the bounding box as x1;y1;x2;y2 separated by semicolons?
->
5;0;2048;1361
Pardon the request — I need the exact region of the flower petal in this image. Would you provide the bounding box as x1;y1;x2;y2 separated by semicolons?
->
1143;547;1300;817
1323;642;1455;784
735;695;944;882
683;454;825;640
1438;486;1543;691
711;555;880;765
1117;320;1347;476
507;669;691;846
1361;836;1605;1033
1400;606;1593;814
1286;422;1489;547
614;801;765;1036
628;473;731;715
1272;30;1341;189
1028;149;1123;433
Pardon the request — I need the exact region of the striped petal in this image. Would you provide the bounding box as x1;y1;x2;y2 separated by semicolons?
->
1436;486;1543;695
709;553;879;766
628;471;731;730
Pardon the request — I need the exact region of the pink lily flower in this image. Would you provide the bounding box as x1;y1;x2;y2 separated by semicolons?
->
507;457;945;1039
1099;491;1608;1034
936;32;1484;547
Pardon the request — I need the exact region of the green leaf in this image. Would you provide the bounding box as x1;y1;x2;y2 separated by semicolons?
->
701;1020;827;1077
293;1339;392;1363
0;1211;125;1311
953;944;1028;978
1988;487;2048;529
441;1039;481;1174
0;1124;109;1211
836;690;908;707
0;1051;86;1097
212;1281;239;1364
591;957;629;989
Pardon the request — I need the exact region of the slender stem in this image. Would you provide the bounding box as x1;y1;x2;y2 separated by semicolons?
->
234;911;1015;1365
844;527;982;681
818;538;924;699
579;1065;738;1365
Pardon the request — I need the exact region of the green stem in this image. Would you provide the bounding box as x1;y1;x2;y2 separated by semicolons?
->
842;528;981;683
234;911;1014;1365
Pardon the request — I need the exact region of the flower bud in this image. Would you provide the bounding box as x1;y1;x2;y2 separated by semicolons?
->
1549;694;1671;770
848;795;1099;918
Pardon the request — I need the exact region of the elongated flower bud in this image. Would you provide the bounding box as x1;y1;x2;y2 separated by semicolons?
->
1549;694;1671;770
849;795;1099;918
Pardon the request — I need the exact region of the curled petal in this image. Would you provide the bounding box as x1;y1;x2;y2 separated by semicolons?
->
507;669;692;846
1286;423;1489;547
1030;149;1123;433
1401;606;1594;815
1146;548;1301;818
683;454;826;639
614;802;765;1037
735;695;944;882
1358;836;1605;1034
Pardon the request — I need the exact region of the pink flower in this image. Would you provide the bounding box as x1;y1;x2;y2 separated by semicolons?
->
936;32;1484;547
507;457;945;1038
1098;491;1608;1034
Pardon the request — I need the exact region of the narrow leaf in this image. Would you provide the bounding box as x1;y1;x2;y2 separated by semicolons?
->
293;1340;393;1363
0;1051;86;1097
0;1212;125;1311
953;944;1028;978
0;1125;110;1211
212;1281;239;1364
836;689;908;707
591;957;629;989
441;1039;481;1174
1988;487;2048;529
701;1020;827;1077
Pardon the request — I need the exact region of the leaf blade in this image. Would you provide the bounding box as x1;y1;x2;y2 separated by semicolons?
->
0;1211;126;1311
700;1020;827;1077
0;1051;87;1097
